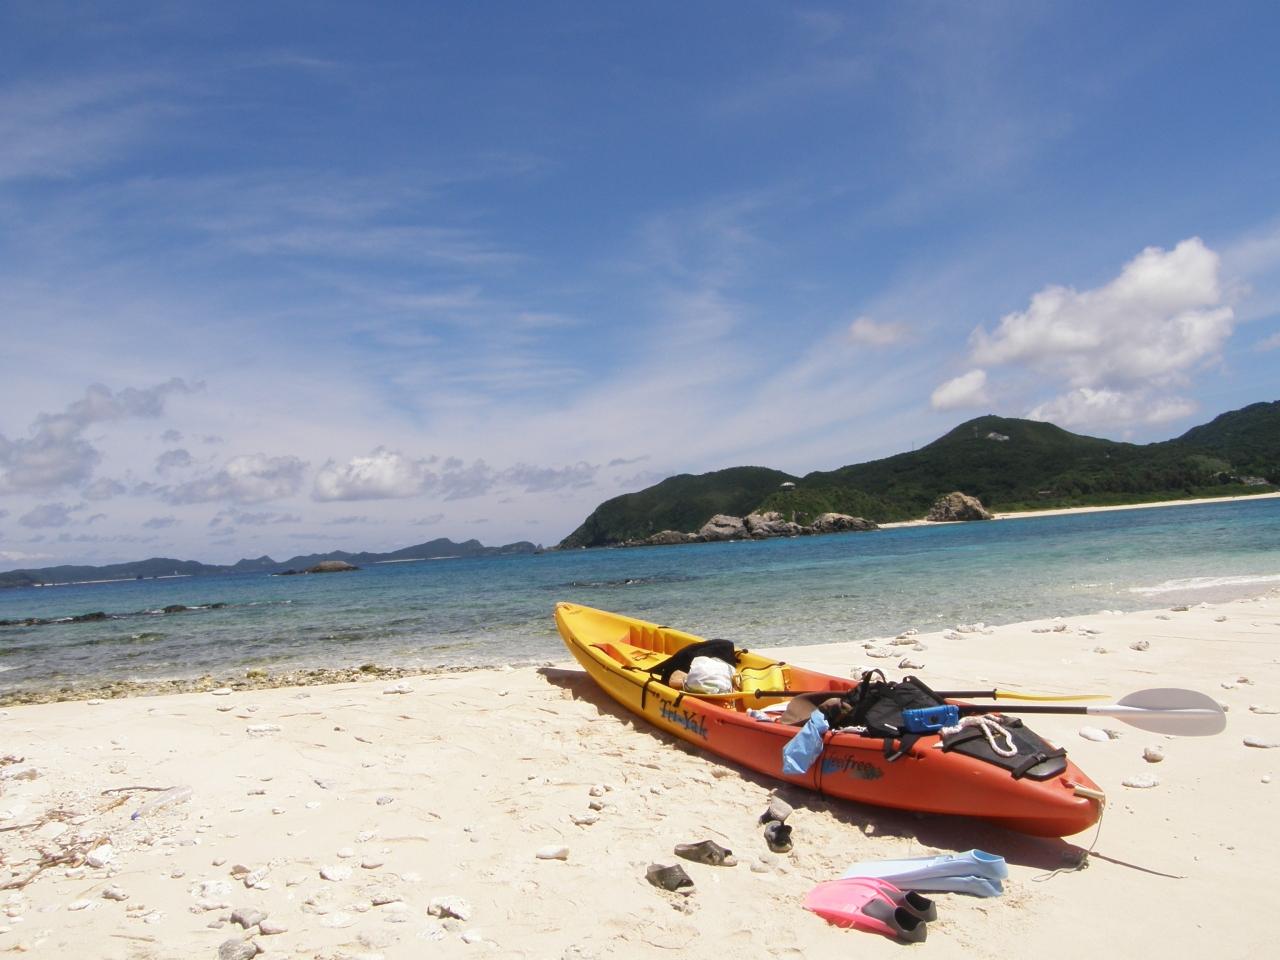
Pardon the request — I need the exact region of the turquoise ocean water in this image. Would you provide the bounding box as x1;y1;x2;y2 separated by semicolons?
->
1;497;1278;695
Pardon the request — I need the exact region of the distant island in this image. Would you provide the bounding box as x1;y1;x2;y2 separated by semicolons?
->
0;538;538;590
6;402;1276;584
558;401;1279;548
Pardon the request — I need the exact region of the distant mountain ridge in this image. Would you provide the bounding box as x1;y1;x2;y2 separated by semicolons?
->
559;401;1280;548
0;538;538;589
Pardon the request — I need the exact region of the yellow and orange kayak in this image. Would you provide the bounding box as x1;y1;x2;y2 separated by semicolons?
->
555;602;1103;838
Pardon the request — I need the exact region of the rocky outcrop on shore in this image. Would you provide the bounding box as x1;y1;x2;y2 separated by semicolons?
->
927;491;993;521
810;512;878;533
307;560;359;573
621;511;878;547
277;560;361;576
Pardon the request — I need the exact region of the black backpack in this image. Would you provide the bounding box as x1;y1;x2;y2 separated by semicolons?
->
825;670;948;760
828;669;1069;779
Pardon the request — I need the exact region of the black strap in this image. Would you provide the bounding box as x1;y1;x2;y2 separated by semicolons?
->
641;676;657;710
1010;748;1067;780
883;732;922;762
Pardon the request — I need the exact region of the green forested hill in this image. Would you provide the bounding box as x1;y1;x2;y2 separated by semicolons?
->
561;403;1279;546
1171;401;1280;478
559;466;797;548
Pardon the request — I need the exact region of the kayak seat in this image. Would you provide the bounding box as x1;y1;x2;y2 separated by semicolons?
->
591;643;634;667
738;662;786;695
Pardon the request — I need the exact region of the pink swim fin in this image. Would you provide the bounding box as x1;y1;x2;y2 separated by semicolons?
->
804;877;929;943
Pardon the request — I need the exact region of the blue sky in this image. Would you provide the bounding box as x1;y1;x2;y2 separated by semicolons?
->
2;1;1278;569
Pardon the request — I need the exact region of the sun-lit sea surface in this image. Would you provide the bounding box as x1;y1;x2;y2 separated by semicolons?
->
2;497;1277;695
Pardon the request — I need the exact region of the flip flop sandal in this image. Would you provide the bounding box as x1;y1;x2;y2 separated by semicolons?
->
674;840;737;866
645;862;696;892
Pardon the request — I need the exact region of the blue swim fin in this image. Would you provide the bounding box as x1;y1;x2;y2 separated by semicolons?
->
841;849;1008;896
883;874;1004;897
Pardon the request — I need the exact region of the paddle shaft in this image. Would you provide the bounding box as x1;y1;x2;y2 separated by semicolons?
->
955;702;1221;720
744;693;1217;720
746;688;1097;701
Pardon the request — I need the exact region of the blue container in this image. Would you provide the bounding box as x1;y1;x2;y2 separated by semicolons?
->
902;704;960;733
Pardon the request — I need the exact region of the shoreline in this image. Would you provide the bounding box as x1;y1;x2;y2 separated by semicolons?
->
879;489;1280;529
2;589;1276;957
4;492;1275;587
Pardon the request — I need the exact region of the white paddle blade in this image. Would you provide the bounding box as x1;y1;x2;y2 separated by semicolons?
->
1090;688;1226;736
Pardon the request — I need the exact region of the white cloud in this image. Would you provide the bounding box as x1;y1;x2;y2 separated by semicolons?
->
500;462;597;493
143;515;178;529
313;449;435;501
19;503;79;528
972;238;1233;389
311;450;597;503
1256;331;1280;352
0;379;198;494
962;238;1236;429
1027;388;1195;429
156;448;193;473
848;316;908;346
83;477;127;501
165;454;307;504
438;460;497;501
0;549;52;565
930;369;989;410
216;509;301;526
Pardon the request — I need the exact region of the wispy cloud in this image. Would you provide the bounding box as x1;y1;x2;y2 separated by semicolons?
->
156;448;193;473
213;509;302;527
848;316;910;347
0;73;170;183
19;502;80;528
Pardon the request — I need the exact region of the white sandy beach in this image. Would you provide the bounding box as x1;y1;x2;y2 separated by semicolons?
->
2;591;1278;959
876;490;1280;529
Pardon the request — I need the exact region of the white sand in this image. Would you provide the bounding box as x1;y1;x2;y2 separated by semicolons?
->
2;592;1278;959
878;490;1280;529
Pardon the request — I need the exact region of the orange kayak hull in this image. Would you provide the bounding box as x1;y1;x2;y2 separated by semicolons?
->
555;602;1103;838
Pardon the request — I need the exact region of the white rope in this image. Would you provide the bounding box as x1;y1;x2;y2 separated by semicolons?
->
940;715;1019;757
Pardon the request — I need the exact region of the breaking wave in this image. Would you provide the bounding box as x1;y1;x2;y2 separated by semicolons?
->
1129;573;1280;595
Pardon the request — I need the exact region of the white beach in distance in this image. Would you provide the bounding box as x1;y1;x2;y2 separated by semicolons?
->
877;490;1280;528
2;580;1276;958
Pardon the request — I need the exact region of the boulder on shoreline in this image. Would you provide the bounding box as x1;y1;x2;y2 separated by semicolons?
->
810;512;878;533
927;492;993;522
744;511;804;539
644;530;699;545
697;514;749;541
